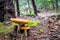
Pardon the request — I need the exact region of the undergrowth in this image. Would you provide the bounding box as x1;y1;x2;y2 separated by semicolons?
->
22;13;36;17
0;20;40;35
0;22;17;36
28;20;41;27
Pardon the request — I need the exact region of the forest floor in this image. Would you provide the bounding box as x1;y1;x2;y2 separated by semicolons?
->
18;12;60;40
0;12;60;40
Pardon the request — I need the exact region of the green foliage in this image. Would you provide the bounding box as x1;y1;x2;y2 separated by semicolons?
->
0;22;16;36
0;20;40;35
48;5;53;9
22;13;36;17
35;0;58;10
14;0;60;14
28;20;41;27
38;29;44;33
47;0;51;2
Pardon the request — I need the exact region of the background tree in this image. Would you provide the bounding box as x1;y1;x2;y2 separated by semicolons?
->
15;0;20;17
56;0;59;12
0;0;15;22
31;0;37;15
5;0;16;18
0;0;5;22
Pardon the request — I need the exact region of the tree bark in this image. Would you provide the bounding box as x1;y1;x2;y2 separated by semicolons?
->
16;0;20;17
31;0;37;15
5;0;16;18
0;0;16;22
0;0;5;22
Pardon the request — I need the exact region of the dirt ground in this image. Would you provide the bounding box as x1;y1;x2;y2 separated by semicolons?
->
0;12;60;40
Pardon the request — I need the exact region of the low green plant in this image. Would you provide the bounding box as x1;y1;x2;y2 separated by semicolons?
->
30;13;36;16
0;22;17;36
22;13;36;17
38;29;44;33
28;20;41;27
0;20;40;35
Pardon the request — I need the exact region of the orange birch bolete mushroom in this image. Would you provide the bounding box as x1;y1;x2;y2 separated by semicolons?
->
10;18;30;36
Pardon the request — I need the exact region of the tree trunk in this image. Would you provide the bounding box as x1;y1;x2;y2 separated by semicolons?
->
5;0;16;18
0;0;5;22
31;0;37;15
0;0;15;22
51;0;55;10
27;0;31;14
56;0;59;12
16;0;20;17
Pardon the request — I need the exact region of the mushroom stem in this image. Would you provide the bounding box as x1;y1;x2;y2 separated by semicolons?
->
24;29;27;37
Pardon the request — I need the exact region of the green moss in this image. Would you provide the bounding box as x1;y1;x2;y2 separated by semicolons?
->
0;22;17;36
0;20;40;35
28;20;41;27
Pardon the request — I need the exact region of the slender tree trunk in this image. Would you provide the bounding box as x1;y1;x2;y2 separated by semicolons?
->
27;0;31;14
51;0;55;10
31;0;37;15
16;0;20;17
56;0;59;12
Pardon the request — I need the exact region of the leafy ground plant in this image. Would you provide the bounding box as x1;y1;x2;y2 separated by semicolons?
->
0;20;41;35
0;22;17;36
22;13;36;17
28;20;41;27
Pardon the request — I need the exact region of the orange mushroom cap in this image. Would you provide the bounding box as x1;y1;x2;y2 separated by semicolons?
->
10;18;30;24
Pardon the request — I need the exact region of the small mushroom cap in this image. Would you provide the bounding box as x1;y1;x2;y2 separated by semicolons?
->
20;27;30;30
